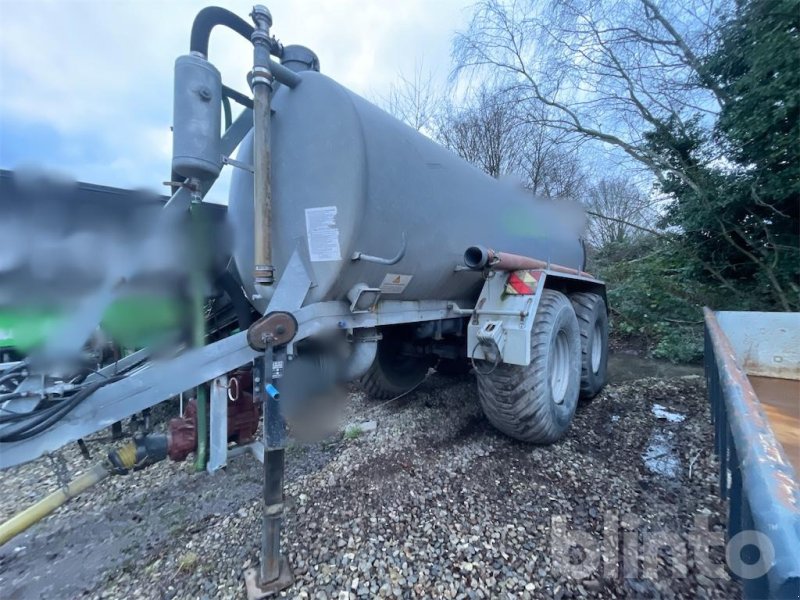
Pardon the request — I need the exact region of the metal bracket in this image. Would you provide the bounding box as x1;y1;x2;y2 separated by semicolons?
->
222;156;254;173
347;283;381;314
467;270;545;366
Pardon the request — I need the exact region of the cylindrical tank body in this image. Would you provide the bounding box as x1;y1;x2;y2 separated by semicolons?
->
172;54;222;179
228;71;584;313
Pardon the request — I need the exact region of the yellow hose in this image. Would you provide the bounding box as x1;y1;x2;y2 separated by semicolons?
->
0;441;139;546
0;463;109;545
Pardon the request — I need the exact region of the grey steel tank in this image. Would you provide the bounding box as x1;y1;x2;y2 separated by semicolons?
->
228;70;585;313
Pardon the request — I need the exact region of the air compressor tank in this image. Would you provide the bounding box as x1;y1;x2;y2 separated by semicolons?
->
172;54;222;180
227;71;585;313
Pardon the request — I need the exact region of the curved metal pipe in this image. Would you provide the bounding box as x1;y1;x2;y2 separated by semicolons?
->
341;329;379;381
190;7;255;58
351;232;407;265
269;60;301;89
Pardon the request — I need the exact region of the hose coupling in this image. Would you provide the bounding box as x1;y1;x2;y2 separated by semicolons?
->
254;264;275;284
108;435;168;475
248;66;274;90
251;29;272;46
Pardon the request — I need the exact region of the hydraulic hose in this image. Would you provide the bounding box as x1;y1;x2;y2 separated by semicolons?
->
189;7;254;58
0;436;168;546
0;462;110;546
0;377;122;442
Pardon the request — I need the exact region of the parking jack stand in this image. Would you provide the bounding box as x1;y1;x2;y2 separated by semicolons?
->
245;347;294;598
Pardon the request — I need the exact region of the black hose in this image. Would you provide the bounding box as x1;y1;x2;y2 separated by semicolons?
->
222;94;233;130
0;395;71;424
190;7;255;57
0;400;49;424
0;376;122;442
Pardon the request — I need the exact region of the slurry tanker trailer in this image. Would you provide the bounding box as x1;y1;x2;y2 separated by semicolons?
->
0;6;608;597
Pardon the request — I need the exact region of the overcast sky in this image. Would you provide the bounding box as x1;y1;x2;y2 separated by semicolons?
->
0;0;471;202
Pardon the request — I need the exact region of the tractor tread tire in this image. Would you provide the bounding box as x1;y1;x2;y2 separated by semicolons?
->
359;331;428;401
476;289;581;444
570;292;609;399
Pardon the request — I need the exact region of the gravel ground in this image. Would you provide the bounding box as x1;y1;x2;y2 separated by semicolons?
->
0;371;740;599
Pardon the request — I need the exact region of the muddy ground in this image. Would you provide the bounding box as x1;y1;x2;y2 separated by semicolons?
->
0;362;740;599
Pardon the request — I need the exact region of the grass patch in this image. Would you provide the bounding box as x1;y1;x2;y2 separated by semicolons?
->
177;552;198;574
344;425;363;440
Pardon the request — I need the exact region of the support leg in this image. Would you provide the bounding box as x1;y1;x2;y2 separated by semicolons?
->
245;347;293;598
207;375;229;473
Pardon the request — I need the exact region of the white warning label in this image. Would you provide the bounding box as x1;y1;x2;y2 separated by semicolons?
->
305;206;341;262
379;273;413;294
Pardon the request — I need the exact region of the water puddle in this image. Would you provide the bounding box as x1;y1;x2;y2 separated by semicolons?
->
642;431;680;478
642;404;686;478
608;354;702;383
651;403;686;423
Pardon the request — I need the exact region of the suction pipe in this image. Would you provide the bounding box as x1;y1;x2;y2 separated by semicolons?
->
251;5;276;292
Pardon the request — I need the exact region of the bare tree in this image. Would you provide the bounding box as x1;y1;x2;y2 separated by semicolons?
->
584;177;657;245
453;0;727;179
380;61;440;133
452;0;794;308
437;89;521;178
437;86;587;201
520;123;585;200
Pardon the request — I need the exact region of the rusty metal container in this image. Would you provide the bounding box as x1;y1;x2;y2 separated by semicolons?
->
704;309;800;599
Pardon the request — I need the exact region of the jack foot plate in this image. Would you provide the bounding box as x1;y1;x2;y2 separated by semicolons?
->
244;558;294;599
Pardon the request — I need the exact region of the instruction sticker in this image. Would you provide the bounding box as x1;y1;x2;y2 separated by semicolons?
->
380;273;413;294
305;206;341;262
272;360;284;379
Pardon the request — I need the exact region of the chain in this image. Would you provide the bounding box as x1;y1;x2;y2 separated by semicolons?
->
47;451;71;488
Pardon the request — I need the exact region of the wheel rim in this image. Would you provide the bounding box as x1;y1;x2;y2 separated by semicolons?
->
591;322;603;373
550;329;570;404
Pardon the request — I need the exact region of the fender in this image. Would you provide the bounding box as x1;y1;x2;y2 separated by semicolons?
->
467;269;605;366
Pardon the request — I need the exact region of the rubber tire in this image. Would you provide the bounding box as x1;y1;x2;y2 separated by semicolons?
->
436;358;472;377
360;330;429;400
570;292;609;399
476;289;581;444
